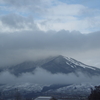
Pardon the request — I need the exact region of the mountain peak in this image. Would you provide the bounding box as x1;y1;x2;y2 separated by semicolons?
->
55;55;96;70
3;55;100;76
41;55;100;75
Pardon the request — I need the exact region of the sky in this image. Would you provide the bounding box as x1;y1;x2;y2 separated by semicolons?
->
0;0;100;68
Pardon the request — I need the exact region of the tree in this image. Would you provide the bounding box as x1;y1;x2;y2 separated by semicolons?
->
88;85;100;100
14;88;22;100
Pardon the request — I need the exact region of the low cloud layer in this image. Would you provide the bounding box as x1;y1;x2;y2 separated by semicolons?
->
0;68;100;85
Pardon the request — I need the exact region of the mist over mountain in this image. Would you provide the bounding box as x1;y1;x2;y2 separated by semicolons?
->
0;55;100;84
0;55;100;98
4;55;100;76
1;0;100;98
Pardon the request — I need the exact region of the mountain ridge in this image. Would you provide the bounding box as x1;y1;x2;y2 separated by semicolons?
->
0;55;100;98
1;55;100;76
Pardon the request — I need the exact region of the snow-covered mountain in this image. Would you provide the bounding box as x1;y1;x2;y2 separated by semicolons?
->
41;55;100;76
0;83;43;93
0;82;97;98
4;55;100;76
46;83;95;96
0;55;100;98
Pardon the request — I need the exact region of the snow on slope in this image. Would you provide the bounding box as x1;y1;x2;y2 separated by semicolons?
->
47;83;95;95
0;83;45;93
63;56;96;70
56;83;94;92
0;82;96;96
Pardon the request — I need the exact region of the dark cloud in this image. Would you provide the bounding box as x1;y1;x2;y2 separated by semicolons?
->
0;27;100;67
0;0;49;14
0;14;38;31
0;29;100;51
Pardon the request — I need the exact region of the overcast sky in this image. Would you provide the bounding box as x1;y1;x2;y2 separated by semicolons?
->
0;0;100;68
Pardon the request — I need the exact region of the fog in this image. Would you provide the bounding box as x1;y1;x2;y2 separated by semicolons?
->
0;68;100;85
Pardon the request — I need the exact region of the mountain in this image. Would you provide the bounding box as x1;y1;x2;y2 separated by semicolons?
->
0;55;100;98
41;55;100;76
0;83;95;98
46;83;95;96
5;55;100;76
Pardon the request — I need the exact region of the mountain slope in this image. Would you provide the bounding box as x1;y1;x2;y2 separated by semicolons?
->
41;55;100;76
0;55;100;98
46;83;95;96
3;55;100;76
0;83;95;98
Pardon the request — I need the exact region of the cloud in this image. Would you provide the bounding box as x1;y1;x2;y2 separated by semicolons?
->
0;68;100;85
0;29;100;67
35;1;100;32
1;0;100;33
0;0;52;14
0;0;100;68
0;14;38;32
